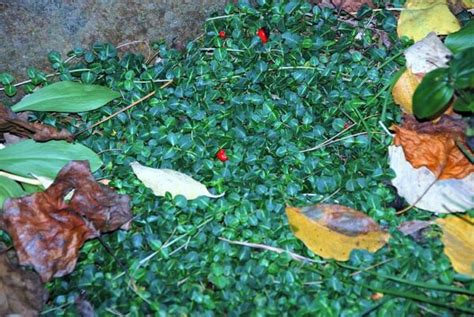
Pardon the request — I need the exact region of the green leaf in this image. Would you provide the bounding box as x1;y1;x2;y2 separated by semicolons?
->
214;48;228;62
445;20;474;54
0;140;102;178
0;72;14;85
11;81;120;113
282;32;302;48
450;48;474;89
413;68;454;119
0;176;25;209
453;91;474;113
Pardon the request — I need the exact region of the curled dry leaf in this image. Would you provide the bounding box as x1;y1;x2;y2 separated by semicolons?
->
0;103;73;143
389;145;474;213
131;161;224;200
2;161;131;281
436;215;474;277
0;253;48;316
392;115;473;179
397;0;461;42
286;204;390;261
404;32;452;74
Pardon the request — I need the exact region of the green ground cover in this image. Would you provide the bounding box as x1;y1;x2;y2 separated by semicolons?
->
3;1;474;315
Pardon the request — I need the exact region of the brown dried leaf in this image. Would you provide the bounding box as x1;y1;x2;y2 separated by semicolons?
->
397;220;433;241
2;161;131;281
0;103;73;143
331;0;375;12
392;115;473;179
0;253;48;316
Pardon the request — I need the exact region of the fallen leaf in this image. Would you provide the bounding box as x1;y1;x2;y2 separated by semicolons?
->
2;161;131;281
463;0;474;7
331;0;374;12
0;252;48;316
404;32;452;74
392;115;473;179
75;291;96;317
392;69;423;113
397;0;461;42
286;204;390;261
389;145;474;213
131;161;224;200
436;215;474;277
397;220;433;241
0;103;73;143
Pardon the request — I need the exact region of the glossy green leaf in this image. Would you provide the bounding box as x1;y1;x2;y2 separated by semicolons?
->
0;176;25;209
450;48;474;89
413;68;454;119
0;140;102;178
11;81;120;113
453;91;474;112
445;20;474;54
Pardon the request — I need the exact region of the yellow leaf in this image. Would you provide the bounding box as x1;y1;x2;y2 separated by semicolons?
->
392;69;423;114
286;204;390;261
436;216;474;277
462;0;474;8
398;0;461;42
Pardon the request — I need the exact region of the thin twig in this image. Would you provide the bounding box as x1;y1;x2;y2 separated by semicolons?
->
116;40;149;49
396;176;439;215
219;237;325;264
300;123;356;153
350;258;393;276
0;69;91;91
0;171;41;185
74;80;172;138
206;13;242;21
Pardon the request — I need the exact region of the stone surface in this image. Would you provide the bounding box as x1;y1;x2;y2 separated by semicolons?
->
0;0;229;102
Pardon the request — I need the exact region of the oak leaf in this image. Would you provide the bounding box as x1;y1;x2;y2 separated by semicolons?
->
286;204;390;261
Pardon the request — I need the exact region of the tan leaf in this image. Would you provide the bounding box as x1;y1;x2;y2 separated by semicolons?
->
397;0;461;42
436;215;474;277
392;69;423;114
131;161;224;200
404;32;452;74
286;204;390;261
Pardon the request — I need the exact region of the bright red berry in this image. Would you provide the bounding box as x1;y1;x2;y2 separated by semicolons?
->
218;31;226;39
256;27;269;44
216;149;229;162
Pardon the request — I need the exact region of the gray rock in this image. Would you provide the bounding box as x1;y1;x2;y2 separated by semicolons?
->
0;0;229;104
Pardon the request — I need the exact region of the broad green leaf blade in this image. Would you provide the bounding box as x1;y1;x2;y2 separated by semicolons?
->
0;140;102;178
445;20;474;54
450;48;474;89
413;68;454;119
0;176;25;209
11;81;120;113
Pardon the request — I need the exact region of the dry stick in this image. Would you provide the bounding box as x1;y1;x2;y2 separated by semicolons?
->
395;177;439;215
0;171;41;185
300;122;356;153
350;258;394;277
74;80;172;138
219;237;325;264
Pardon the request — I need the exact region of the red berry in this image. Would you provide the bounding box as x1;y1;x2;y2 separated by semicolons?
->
256;28;269;44
216;149;229;162
218;31;226;39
